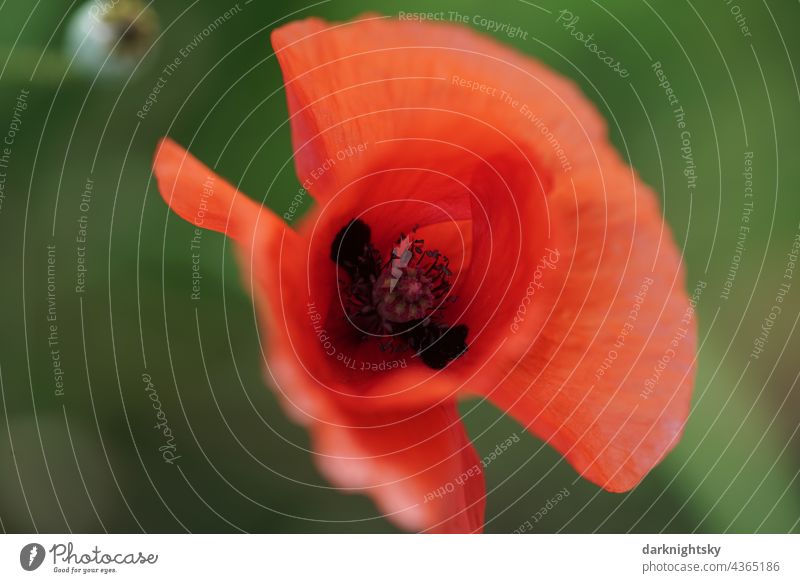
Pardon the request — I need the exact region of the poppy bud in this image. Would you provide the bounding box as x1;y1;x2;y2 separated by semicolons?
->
65;0;159;78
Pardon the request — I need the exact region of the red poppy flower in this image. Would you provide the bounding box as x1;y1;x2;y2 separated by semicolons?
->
153;15;696;533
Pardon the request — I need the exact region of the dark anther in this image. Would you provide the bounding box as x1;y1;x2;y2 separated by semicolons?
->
417;324;469;370
330;219;468;369
330;219;374;276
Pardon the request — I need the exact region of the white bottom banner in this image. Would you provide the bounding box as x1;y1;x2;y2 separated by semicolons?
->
0;534;796;582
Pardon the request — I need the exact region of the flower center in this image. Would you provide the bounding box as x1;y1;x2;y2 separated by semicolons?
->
374;267;436;323
330;219;468;369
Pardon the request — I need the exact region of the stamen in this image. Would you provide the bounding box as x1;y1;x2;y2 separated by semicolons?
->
413;324;469;370
330;220;468;368
330;219;377;278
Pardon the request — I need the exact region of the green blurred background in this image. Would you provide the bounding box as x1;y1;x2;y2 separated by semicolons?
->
0;0;798;533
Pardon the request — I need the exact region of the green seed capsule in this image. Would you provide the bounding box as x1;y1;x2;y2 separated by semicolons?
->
65;0;159;79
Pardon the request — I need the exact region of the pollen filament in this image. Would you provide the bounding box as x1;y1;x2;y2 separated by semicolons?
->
331;219;467;369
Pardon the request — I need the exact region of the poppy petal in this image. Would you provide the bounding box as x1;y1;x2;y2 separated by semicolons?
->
269;15;695;492
266;15;606;413
311;402;485;533
270;15;604;202
235;219;485;532
152;137;263;241
482;154;696;491
153;13;697;534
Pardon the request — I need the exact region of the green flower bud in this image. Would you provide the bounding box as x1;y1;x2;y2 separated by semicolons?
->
65;0;159;78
